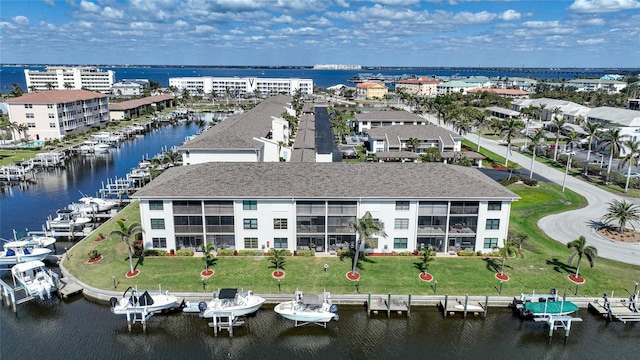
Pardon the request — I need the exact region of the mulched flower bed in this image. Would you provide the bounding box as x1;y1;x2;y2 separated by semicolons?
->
94;237;106;242
126;269;140;278
346;271;361;281
568;274;585;284
495;273;510;281
200;269;214;278
272;270;285;279
86;255;103;264
419;272;433;282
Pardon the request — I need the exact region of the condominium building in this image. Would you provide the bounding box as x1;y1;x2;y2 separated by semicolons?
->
24;66;116;93
6;90;110;140
395;77;440;97
354;110;427;133
168;76;313;97
134;162;518;255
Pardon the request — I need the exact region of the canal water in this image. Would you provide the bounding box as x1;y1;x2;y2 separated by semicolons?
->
1;121;639;359
2;299;639;360
0;122;201;240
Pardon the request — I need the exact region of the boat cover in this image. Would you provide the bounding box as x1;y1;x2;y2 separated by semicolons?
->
524;301;578;314
218;288;238;300
303;294;323;305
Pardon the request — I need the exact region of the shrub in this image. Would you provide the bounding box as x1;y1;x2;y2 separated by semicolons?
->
143;249;167;256
175;249;194;256
216;249;235;256
457;249;476;256
296;250;315;257
337;249;353;257
268;249;292;256
237;250;264;256
521;177;538;186
88;250;99;259
397;251;412;256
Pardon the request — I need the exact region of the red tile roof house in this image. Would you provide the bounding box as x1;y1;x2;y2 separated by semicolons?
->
6;89;110;141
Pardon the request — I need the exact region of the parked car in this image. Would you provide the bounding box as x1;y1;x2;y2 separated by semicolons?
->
342;151;359;159
629;172;640;179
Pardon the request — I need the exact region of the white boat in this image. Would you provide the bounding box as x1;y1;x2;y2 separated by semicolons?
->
274;291;339;327
78;196;118;212
92;131;122;143
110;286;180;315
78;140;109;153
4;233;57;250
68;202;99;216
197;288;265;318
11;260;57;300
46;209;92;230
0;242;52;266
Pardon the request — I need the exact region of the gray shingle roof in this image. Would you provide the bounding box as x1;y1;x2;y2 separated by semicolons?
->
367;124;462;147
293;129;315;149
134;162;518;200
290;149;316;162
179;95;291;150
354;110;426;122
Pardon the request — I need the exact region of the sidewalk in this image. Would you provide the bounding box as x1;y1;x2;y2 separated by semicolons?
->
418;112;640;266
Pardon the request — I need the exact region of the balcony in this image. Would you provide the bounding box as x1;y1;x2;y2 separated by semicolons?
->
206;225;234;233
417;225;446;234
173;206;202;214
174;225;203;233
327;225;351;233
296;225;325;233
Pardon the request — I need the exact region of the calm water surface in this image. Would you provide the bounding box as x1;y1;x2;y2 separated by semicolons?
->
1;298;639;360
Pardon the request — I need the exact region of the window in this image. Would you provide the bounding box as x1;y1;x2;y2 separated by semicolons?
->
24;104;32;109
273;218;288;229
49;123;56;128
243;200;257;210
488;201;502;211
150;218;165;229
485;219;500;230
149;200;164;210
47;104;53;109
26;114;34;119
396;201;410;210
394;218;409;229
152;237;167;248
244;237;258;249
48;113;55;119
274;238;288;249
393;238;408;249
243;218;258;229
484;238;498;249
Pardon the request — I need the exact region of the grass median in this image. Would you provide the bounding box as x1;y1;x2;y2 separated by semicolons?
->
63;183;639;297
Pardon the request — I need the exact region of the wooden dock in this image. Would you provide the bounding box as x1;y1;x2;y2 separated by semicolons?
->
439;294;488;318
589;296;640;323
367;293;411;317
58;278;84;299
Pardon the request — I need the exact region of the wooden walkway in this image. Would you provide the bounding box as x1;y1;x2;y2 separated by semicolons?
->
589;297;640;323
439;295;488;318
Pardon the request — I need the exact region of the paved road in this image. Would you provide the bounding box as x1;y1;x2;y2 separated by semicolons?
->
418;112;640;266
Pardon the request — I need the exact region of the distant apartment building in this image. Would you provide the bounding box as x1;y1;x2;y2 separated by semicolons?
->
355;82;388;100
354;110;427;133
395;77;440;97
566;79;627;94
24;66;115;93
168;76;313;97
111;79;150;96
437;81;480;95
467;88;530;99
6;90;110;141
313;64;362;70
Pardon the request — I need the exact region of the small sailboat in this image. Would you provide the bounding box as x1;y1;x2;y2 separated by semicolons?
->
274;291;339;327
11;260;57;300
196;288;265;318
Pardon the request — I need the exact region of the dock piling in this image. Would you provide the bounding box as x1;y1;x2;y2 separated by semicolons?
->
464;294;469;318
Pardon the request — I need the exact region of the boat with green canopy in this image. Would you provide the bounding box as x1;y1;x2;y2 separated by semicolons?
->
523;300;579;317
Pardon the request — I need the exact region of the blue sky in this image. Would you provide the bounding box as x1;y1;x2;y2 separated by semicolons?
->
1;0;639;67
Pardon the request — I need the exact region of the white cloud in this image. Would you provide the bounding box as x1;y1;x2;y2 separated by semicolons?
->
79;1;101;13
0;22;17;30
568;0;640;13
12;16;29;25
501;10;521;21
577;38;605;44
174;20;189;28
102;7;124;19
44;0;55;6
194;25;217;34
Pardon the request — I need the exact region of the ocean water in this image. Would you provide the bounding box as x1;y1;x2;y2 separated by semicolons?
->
2;65;637;91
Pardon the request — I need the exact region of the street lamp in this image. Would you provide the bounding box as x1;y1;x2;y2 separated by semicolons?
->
562;152;575;192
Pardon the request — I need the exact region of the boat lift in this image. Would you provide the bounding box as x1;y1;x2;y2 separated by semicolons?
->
534;314;583;343
0;269;60;312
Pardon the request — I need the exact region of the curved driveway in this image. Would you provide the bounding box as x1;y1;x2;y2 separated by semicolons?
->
420;113;640;266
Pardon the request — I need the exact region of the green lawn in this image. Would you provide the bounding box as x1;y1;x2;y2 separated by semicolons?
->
64;183;640;297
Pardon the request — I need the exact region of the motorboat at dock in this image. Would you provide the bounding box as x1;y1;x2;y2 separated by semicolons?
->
511;289;579;317
0;242;53;266
11;260;58;300
194;288;265;319
46;209;92;231
274;291;339;327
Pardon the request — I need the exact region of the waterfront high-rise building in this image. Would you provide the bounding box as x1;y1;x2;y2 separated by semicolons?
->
169;76;313;97
24;66;116;93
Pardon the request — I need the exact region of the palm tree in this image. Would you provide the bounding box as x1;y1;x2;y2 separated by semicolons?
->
600;127;626;184
472;109;492;152
268;248;287;271
348;212;387;276
567;235;598;280
498;240;521;277
618;139;640;193
564;129;581;152
602;199;640;233
499;118;524;167
200;242;216;273
407;137;420;153
109;219;144;276
549;116;567;162
582;122;601;175
527;129;546;178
